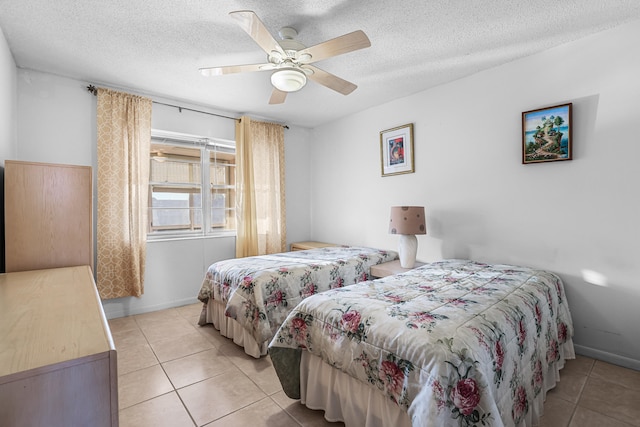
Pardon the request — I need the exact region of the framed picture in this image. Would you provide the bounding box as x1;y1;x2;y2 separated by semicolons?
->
522;103;572;164
380;123;414;176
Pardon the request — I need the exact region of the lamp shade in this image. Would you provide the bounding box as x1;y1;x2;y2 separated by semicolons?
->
389;206;426;235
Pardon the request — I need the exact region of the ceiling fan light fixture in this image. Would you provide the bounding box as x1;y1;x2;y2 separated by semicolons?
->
271;68;307;92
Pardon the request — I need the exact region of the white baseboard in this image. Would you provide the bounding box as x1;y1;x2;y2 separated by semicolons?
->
102;297;201;320
574;344;640;371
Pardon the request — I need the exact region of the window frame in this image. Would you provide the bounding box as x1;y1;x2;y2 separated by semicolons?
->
148;129;236;241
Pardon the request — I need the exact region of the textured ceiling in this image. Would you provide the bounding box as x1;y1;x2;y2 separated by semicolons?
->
1;0;639;128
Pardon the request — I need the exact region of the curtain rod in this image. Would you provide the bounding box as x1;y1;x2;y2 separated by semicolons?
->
86;85;289;129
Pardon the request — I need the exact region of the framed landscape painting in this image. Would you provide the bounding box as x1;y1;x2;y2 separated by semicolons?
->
380;123;414;176
522;103;572;164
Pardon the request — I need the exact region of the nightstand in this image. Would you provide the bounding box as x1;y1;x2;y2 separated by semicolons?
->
370;259;425;278
290;241;336;251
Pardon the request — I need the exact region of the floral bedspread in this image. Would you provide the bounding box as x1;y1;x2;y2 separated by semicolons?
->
269;259;574;427
197;246;397;345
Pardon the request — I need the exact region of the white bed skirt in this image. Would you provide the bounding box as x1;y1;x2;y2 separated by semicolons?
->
204;299;268;358
300;352;412;427
298;341;575;427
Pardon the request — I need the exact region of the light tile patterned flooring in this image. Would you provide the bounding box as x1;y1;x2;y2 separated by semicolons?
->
109;303;640;427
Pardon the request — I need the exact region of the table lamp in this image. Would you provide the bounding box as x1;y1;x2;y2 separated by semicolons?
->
389;206;426;268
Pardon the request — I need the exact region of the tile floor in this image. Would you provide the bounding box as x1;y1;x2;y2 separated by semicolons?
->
109;303;640;427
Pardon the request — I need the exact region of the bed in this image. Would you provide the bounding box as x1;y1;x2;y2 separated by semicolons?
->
197;245;398;357
268;259;574;427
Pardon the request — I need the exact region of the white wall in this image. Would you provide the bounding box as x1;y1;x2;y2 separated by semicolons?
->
309;20;640;369
14;70;313;318
0;26;17;162
283;125;313;246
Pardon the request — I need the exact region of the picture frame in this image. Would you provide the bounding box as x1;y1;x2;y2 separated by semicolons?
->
522;103;572;164
380;123;414;176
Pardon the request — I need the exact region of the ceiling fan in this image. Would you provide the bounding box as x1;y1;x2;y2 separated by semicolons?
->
199;10;371;104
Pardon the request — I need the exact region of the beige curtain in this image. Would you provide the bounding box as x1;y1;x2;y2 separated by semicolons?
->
96;88;152;299
235;116;286;257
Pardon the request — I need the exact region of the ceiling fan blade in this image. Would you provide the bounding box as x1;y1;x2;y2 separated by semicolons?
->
269;88;287;104
305;65;357;95
229;10;286;57
199;63;273;76
297;30;371;64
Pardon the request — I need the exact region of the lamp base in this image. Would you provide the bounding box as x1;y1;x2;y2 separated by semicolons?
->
398;234;418;268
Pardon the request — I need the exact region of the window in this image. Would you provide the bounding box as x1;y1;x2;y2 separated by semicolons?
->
148;130;236;239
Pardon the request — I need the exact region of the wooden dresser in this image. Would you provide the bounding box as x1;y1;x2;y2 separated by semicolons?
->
0;266;118;426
